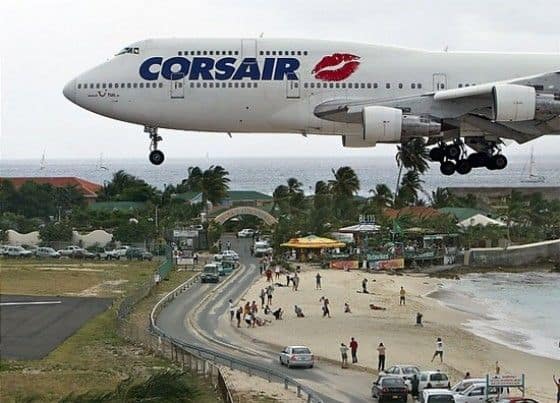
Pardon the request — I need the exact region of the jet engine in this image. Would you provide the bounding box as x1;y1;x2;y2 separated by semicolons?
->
492;84;536;122
360;106;441;145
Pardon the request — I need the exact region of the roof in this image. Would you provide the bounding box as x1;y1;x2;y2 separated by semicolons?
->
226;191;272;201
281;235;346;249
458;213;506;228
438;207;487;221
89;201;147;211
338;223;381;233
1;176;102;198
383;207;441;220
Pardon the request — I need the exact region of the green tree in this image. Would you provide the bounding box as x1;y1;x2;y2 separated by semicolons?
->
39;221;73;243
100;170;160;202
113;220;156;243
180;165;231;210
395;138;430;196
369;184;394;210
430;187;454;208
271;184;289;213
329;166;360;220
395;170;424;207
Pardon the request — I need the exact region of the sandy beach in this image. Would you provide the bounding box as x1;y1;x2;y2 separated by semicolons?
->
236;266;559;402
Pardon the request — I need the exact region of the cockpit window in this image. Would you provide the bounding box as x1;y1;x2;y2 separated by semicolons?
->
116;47;140;56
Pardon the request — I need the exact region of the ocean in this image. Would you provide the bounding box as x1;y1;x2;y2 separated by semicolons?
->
1;155;559;196
435;272;560;360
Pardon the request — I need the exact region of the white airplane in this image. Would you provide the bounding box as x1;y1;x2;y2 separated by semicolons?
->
63;38;560;175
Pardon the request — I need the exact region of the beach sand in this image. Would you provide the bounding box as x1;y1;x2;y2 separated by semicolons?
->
237;266;558;402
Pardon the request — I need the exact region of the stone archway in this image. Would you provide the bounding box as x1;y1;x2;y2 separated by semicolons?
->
213;206;278;226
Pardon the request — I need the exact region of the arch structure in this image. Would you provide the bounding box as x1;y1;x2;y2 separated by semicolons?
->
213;206;278;226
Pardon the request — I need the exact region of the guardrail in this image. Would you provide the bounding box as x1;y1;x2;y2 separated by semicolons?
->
150;271;325;403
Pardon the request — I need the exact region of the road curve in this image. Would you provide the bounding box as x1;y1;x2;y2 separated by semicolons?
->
157;236;372;402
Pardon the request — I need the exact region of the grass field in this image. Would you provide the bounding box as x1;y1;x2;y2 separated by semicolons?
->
0;258;220;403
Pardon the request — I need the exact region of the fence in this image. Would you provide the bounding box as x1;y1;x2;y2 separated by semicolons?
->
149;274;324;403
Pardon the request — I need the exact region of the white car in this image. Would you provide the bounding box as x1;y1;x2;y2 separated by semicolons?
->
36;247;61;258
381;364;421;391
4;245;33;258
422;389;456;403
454;383;502;403
58;245;84;256
221;250;239;261
110;245;130;259
451;379;486;393
418;370;451;392
279;346;314;369
254;240;273;257
237;228;255;238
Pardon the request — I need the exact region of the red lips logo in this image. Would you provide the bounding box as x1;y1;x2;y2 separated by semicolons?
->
312;53;360;81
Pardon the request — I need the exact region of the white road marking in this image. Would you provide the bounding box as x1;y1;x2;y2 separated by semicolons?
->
0;301;62;306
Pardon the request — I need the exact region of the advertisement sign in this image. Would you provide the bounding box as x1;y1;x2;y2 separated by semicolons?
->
487;374;524;387
330;260;359;270
367;252;390;262
375;258;405;270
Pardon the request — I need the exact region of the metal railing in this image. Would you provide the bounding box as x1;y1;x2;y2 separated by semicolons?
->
150;273;324;403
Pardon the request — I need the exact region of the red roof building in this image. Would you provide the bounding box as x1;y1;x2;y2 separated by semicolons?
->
383;206;442;220
1;177;102;204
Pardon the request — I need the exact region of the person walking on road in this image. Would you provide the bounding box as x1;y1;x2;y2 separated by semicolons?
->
266;285;274;305
265;267;272;282
275;265;281;280
286;272;291;287
315;272;322;290
431;337;444;363
349;337;358;363
259;288;266;308
292;273;300;291
377;342;386;371
235;307;242;328
399;286;406;305
340;343;349;368
228;299;235;321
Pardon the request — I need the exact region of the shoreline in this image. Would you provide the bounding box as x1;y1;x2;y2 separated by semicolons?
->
235;267;559;402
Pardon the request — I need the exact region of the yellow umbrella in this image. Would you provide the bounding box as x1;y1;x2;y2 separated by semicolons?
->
281;235;346;249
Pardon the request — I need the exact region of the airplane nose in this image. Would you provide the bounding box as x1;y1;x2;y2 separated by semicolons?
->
63;79;76;103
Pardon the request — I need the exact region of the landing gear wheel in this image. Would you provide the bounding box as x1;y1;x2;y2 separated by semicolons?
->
440;161;456;176
445;144;461;160
493;154;508;170
429;147;445;162
149;150;165;165
468;152;489;168
456;159;472;175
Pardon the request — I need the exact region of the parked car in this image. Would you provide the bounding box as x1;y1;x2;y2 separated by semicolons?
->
237;228;255;238
421;389;455;403
200;264;220;283
4;245;33;258
454;384;502;403
71;249;96;259
0;245;10;256
279;346;314;369
110;245;130;259
381;364;421;391
125;247;153;261
418;371;451;392
221;260;235;275
58;245;84;256
36;247;61;258
451;379;486;393
221;250;239;261
371;376;408;402
254;240;273;257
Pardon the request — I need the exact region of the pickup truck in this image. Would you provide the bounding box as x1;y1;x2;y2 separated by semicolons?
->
57;245;84;256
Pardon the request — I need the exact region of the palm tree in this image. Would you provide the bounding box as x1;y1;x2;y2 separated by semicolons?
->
395;170;424;207
395;138;430;195
329;166;360;220
271;184;289;213
430;187;453;208
313;180;331;210
369;184;394;209
181;165;230;211
286;177;303;195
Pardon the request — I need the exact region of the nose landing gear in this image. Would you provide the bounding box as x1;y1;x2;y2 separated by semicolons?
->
145;126;164;165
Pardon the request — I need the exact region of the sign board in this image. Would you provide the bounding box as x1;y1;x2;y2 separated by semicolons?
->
487;374;524;387
173;230;198;238
330;260;359;270
367;252;390;262
376;258;405;270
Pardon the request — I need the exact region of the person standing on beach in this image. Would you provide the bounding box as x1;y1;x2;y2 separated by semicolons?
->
362;278;369;293
316;272;322;290
265;267;272;282
259;288;266;308
553;375;560;403
349;337;358;363
340;343;349;368
399;286;406;305
377;342;386;371
322;298;331;318
228;299;235;321
431;337;444;363
275;265;281;280
267;285;274;305
292;273;300;291
235;307;242;328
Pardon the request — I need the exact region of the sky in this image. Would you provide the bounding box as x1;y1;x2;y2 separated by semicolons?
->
1;0;560;160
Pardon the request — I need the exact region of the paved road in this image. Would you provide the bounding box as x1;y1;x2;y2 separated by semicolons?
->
157;235;372;402
0;294;112;359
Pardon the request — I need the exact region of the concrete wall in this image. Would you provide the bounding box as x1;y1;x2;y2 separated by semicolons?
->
6;230;41;246
5;229;112;248
465;239;560;267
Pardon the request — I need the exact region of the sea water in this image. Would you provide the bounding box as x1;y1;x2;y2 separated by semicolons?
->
442;272;560;360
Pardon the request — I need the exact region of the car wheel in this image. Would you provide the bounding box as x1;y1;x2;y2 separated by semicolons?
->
308;364;313;369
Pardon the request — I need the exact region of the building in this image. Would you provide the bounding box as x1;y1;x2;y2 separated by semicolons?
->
446;186;560;210
1;176;102;205
383;206;442;220
89;201;147;212
218;191;272;208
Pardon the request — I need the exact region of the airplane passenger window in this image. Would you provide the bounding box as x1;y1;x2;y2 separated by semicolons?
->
190;83;194;88
108;83;113;88
304;51;308;55
139;83;144;88
254;83;258;88
304;83;308;88
310;83;315;88
102;83;107;89
440;83;445;89
241;83;245;88
159;83;163;88
265;51;270;55
77;84;81;89
234;83;239;88
96;83;100;89
458;84;463;88
228;83;233;88
203;83;207;88
411;83;416;89
272;51;276;55
367;83;372;89
297;51;302;55
259;51;264;56
341;83;345;88
151;83;156;88
335;83;340;88
465;83;470;87
329;83;334;88
133;83;138;88
114;84;118;88
234;51;239;55
209;83;214;88
291;51;295;55
178;51;182;55
374;83;378;88
197;83;201;88
417;83;422;88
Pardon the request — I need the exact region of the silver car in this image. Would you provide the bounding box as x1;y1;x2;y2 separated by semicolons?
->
36;247;61;258
279;346;314;369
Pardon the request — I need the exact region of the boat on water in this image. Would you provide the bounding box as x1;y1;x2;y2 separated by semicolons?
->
520;147;545;183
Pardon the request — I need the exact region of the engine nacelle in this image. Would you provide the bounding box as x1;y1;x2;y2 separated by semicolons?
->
492;84;536;122
361;106;441;145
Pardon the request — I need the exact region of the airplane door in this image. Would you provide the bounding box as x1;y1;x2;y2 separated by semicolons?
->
241;39;257;59
170;73;185;99
286;80;300;99
433;73;447;91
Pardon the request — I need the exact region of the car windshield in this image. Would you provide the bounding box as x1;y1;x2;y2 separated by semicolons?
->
203;266;216;273
115;46;139;56
403;366;419;374
427;395;454;403
292;348;310;354
431;373;448;381
382;378;404;386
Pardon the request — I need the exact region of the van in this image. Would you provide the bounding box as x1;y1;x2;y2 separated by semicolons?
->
201;264;220;283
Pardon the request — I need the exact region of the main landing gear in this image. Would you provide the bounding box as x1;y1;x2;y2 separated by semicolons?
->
429;140;508;176
146;126;164;165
